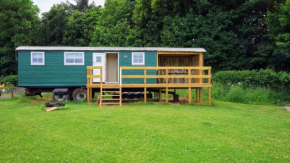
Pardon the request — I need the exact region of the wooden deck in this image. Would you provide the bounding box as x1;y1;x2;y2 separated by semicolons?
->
86;66;212;106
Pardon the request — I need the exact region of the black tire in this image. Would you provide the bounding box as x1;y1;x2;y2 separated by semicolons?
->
72;88;87;101
52;92;68;102
45;103;65;107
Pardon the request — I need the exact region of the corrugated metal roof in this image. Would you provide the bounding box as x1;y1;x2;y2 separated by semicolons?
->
15;46;206;52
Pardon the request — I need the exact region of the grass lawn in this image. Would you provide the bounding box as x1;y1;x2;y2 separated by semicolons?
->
0;98;290;162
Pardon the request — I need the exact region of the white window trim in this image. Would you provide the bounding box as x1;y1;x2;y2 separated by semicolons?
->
132;52;145;65
64;52;85;65
31;52;45;65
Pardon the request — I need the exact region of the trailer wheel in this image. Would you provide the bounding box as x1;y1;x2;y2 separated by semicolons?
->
72;88;87;101
52;92;68;101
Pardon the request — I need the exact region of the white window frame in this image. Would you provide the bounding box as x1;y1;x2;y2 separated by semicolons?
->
31;52;45;65
132;52;145;65
64;52;85;65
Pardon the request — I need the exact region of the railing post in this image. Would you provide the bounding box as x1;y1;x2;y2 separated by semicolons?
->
120;68;122;87
165;69;168;85
87;68;90;104
188;68;191;85
100;67;103;87
144;68;147;103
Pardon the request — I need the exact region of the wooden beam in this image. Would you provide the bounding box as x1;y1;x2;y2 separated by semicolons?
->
188;87;192;104
144;87;147;103
165;87;169;103
157;51;200;55
196;88;199;103
120;87;122;106
87;87;90;104
199;88;203;104
100;87;102;106
159;89;162;102
208;87;211;105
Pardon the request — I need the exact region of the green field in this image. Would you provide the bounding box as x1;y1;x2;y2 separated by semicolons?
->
0;98;290;162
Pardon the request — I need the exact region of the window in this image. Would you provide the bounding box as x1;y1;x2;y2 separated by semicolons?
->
64;52;84;65
96;56;102;63
31;52;45;65
132;52;145;65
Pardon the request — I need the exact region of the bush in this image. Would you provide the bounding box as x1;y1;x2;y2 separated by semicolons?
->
2;75;18;86
212;83;290;105
213;70;290;90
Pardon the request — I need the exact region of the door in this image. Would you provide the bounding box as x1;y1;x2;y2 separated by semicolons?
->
106;53;118;83
93;53;106;83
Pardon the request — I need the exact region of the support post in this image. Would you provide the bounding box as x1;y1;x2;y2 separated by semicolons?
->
166;87;169;103
100;87;102;106
120;87;122;106
144;69;147;103
159;89;162;102
199;88;203;104
144;87;147;103
196;88;199;103
188;87;192;104
208;87;211;105
87;87;90;104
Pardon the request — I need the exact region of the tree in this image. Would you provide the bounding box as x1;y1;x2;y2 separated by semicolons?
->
0;0;40;75
63;6;102;46
266;0;290;71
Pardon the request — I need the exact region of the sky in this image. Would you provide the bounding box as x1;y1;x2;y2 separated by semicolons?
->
32;0;105;14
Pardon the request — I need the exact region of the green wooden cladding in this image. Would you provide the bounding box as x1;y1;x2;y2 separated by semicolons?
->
18;51;157;87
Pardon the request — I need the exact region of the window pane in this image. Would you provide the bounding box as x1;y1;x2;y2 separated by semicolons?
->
38;58;43;63
139;57;143;63
96;56;101;62
33;58;38;63
66;54;75;63
75;59;83;63
75;53;82;59
134;58;139;63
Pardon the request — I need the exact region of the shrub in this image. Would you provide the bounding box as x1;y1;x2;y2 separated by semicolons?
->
2;75;18;86
213;70;290;90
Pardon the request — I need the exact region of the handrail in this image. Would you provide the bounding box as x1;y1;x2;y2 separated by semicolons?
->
120;66;211;85
87;66;212;86
87;66;103;86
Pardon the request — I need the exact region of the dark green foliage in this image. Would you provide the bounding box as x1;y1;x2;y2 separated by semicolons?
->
213;70;290;90
212;83;290;105
1;0;290;75
0;0;39;75
2;75;18;86
266;0;290;71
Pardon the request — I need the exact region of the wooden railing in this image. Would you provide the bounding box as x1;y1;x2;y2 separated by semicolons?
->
120;67;211;86
87;66;212;87
87;66;103;86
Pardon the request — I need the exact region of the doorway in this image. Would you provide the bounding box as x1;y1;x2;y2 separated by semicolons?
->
106;53;118;83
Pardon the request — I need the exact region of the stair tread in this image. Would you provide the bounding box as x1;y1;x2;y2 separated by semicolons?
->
102;91;120;92
102;103;120;105
102;99;120;101
102;95;120;97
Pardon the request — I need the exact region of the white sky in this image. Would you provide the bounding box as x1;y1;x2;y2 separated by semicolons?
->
32;0;105;14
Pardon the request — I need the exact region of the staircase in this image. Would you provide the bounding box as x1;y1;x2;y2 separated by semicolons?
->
98;87;122;106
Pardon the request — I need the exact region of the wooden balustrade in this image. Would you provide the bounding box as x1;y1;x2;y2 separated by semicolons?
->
87;66;212;104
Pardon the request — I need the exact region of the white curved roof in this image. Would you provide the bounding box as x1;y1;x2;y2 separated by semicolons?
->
16;46;206;52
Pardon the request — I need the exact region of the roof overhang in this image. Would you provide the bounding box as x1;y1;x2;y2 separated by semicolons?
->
15;46;206;53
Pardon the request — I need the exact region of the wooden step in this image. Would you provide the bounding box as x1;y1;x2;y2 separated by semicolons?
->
102;99;120;101
102;91;120;93
102;103;120;105
102;95;120;97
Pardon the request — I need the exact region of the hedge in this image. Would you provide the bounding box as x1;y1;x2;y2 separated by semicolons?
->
213;70;290;90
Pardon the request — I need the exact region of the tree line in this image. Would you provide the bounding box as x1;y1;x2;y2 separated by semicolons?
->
0;0;289;75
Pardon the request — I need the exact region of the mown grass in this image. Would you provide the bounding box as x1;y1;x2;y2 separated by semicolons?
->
0;96;290;162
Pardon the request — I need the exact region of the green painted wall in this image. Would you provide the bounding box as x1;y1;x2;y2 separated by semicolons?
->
119;51;157;84
18;51;94;87
18;50;157;87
